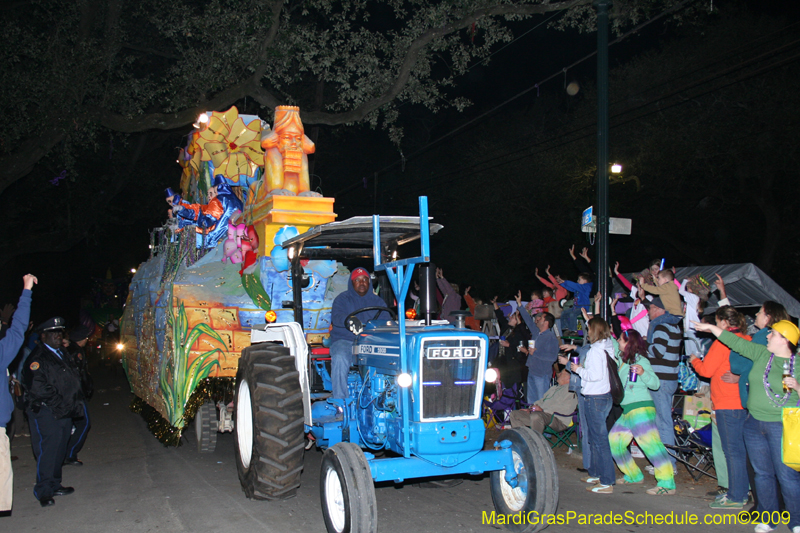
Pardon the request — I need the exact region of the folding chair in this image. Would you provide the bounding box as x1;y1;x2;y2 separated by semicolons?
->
665;413;716;481
483;382;525;429
542;409;579;450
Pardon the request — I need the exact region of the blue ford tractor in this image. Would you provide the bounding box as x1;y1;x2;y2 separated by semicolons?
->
233;197;558;533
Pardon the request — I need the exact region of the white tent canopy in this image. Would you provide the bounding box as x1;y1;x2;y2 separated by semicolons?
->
614;263;800;318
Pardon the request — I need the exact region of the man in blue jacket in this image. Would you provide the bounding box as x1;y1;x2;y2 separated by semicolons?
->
516;293;559;404
1;273;37;512
330;268;391;399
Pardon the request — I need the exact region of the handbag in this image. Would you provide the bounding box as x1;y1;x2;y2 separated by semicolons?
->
783;399;800;472
605;351;624;405
678;355;699;392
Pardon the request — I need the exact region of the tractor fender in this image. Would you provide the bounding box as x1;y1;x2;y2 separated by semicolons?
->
250;322;312;426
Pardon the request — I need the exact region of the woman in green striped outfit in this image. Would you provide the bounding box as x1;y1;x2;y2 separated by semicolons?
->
609;329;676;495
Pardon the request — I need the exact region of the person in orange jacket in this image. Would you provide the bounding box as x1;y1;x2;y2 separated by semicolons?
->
690;306;751;509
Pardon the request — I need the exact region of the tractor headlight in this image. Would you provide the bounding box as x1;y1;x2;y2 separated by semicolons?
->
397;373;412;388
485;367;498;383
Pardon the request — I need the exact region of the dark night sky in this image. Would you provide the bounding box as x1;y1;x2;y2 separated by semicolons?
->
2;0;799;325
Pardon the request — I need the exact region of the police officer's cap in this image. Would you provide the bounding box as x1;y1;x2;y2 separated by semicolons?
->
37;316;67;332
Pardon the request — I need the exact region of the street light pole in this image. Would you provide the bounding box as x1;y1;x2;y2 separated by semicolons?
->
595;0;611;320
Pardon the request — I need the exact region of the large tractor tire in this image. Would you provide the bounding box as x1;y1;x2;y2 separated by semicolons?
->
524;428;559;516
490;427;559;533
234;343;305;500
195;401;218;453
320;442;378;533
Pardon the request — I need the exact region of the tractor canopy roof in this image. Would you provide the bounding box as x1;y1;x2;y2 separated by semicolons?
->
283;216;443;262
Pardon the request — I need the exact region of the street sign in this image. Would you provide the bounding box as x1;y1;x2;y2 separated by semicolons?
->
609;217;632;235
581;206;594;231
581;208;632;235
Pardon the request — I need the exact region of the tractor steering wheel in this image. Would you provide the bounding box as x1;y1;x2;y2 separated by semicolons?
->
345;306;398;334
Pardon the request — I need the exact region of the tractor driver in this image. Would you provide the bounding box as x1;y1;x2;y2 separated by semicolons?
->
329;268;391;399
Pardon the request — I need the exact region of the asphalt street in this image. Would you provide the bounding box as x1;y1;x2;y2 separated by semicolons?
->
3;367;769;533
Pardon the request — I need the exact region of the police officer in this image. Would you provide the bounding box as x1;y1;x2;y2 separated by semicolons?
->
22;317;84;507
64;324;93;466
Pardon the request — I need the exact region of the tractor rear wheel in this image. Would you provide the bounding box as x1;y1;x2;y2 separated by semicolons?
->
234;343;305;500
490;427;559;532
320;442;378;533
195;401;218;453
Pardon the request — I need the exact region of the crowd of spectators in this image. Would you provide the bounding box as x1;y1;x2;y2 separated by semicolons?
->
428;248;800;533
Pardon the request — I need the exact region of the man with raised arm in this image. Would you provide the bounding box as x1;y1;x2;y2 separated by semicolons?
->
1;274;37;512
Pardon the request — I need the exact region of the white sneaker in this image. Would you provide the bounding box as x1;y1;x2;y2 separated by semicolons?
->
754;524;776;533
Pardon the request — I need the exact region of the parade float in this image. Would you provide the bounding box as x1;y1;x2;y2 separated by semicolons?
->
120;105;340;444
121;107;559;533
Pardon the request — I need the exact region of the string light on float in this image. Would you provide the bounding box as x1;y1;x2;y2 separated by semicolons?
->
193;112;209;129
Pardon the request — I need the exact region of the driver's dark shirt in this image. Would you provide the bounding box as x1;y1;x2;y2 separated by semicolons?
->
330;276;390;343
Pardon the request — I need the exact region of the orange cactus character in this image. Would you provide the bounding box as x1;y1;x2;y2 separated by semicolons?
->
261;106;318;196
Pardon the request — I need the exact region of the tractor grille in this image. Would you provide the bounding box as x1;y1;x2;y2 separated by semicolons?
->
420;338;484;420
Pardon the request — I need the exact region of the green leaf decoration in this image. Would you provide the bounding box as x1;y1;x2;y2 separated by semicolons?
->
242;268;271;311
162;299;226;428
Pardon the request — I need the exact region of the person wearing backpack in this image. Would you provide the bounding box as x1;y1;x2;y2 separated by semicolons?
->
609;329;675;496
569;317;615;494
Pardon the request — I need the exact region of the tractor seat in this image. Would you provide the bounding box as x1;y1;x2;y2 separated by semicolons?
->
311;347;330;360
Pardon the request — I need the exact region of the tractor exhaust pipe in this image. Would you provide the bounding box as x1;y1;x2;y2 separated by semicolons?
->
418;263;437;326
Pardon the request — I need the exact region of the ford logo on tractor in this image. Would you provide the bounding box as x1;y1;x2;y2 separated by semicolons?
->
426;347;477;359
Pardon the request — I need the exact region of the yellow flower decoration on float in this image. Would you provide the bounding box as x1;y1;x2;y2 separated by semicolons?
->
196;107;264;183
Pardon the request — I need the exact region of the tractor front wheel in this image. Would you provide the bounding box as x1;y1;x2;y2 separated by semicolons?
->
320;442;378;533
490;427;559;533
234;344;305;500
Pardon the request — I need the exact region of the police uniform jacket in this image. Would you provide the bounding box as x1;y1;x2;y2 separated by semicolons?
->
22;342;84;419
66;341;94;399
